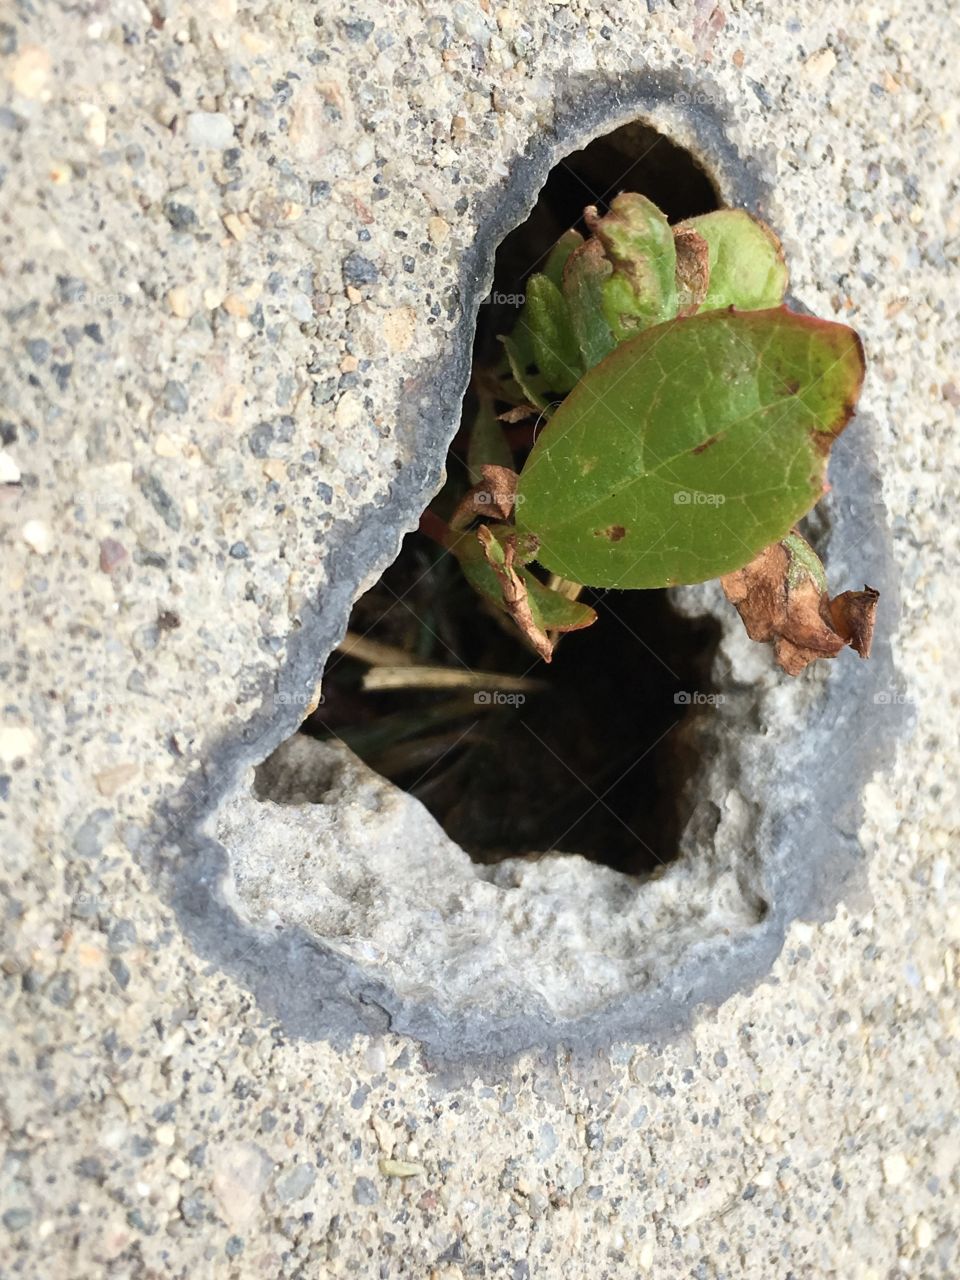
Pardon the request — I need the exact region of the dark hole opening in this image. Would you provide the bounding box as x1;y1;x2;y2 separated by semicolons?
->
305;122;725;875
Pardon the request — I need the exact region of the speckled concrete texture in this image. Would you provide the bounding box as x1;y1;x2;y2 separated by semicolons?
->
1;0;958;1276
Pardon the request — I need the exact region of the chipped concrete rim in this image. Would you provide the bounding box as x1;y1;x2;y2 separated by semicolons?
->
153;70;906;1064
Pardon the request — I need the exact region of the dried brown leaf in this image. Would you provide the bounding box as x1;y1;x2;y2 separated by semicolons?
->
450;464;519;529
477;525;554;662
497;404;539;424
720;532;879;675
829;587;879;658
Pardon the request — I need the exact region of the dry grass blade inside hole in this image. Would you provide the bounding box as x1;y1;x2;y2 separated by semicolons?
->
362;666;547;694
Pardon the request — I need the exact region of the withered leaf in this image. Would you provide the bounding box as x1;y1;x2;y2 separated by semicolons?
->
720;531;879;675
450;464;519;529
830;587;880;658
497;404;539;424
477;525;554;662
674;226;711;315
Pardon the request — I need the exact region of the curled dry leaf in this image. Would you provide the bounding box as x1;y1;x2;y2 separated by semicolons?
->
450;464;519;529
720;531;879;675
829;588;880;659
497;404;539;424
477;525;554;662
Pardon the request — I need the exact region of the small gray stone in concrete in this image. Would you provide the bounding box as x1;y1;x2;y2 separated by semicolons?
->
247;421;274;457
72;809;112;859
352;1176;378;1206
275;1162;316;1203
185;112;235;149
342;252;378;287
163;200;197;231
108;920;137;952
137;471;181;531
163;380;189;414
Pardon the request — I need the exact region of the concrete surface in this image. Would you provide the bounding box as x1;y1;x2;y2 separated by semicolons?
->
1;0;958;1276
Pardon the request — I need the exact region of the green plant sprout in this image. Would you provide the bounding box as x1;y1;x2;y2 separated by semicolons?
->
423;193;878;675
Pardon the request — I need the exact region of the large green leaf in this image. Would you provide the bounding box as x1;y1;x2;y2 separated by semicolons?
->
515;307;865;589
676;209;788;312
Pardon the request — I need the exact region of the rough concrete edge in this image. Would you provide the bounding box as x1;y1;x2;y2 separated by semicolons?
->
144;68;907;1066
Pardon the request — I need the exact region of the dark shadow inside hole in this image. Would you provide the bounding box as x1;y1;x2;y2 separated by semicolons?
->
303;122;725;875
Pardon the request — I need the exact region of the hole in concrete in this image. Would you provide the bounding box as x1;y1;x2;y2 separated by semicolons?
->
196;81;897;1059
302;536;722;872
283;122;725;874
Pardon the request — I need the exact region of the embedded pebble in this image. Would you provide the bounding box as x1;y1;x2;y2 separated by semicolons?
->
21;519;53;555
7;46;50;99
99;537;128;573
185;111;235;149
883;1152;909;1186
352;1177;379;1206
0;725;36;762
275;1163;316;1203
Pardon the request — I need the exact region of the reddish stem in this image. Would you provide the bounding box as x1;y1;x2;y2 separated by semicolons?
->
418;508;450;548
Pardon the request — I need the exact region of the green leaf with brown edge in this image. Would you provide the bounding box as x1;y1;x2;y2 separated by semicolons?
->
515;306;865;589
561;237;616;370
521;571;596;633
446;526;596;657
675;209;788;312
586;194;677;337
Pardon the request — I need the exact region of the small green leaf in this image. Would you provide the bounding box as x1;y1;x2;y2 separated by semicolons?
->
542;228;584;288
522;274;582;393
515;307;865;589
782;530;829;593
500;333;549;410
675;209;788;311
447;527;511;613
521;571;596;633
561;238;616;369
446;527;596;647
588;193;677;336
